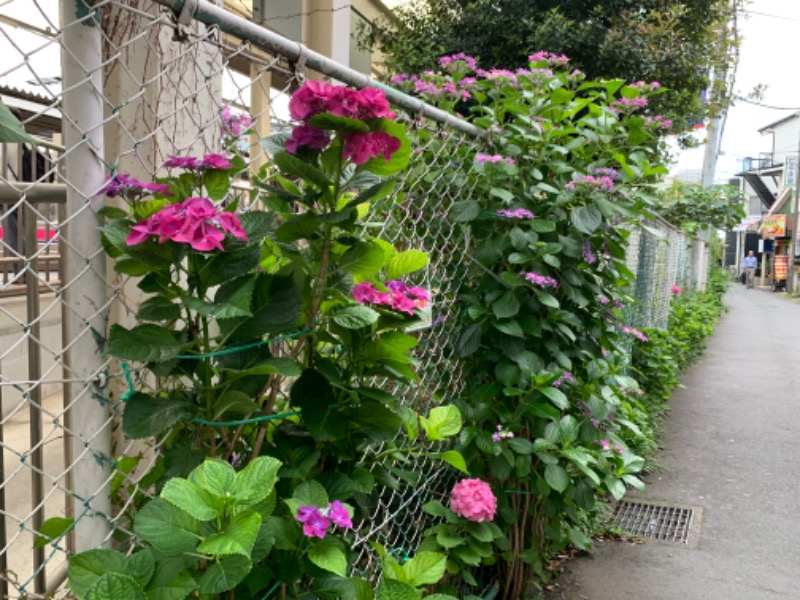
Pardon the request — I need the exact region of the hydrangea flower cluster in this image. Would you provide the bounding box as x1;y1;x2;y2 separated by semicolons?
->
582;239;597;264
126;196;247;252
476;154;516;166
552;371;576;388
163;154;233;170
520;270;558;289
620;386;645;397
220;105;252;139
671;284;682;295
593;167;622;181
566;175;616;191
645;115;674;130
630;80;662;91
612;96;649;110
528;51;570;65
285;81;401;165
439;52;477;72
101;173;172;198
450;478;497;522
597;294;610;304
600;439;624;454
497;208;534;220
620;325;649;343
491;424;515;442
296;500;353;539
352;280;429;315
476;68;519;86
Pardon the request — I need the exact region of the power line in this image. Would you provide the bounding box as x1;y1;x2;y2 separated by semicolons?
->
741;9;800;22
733;95;800;111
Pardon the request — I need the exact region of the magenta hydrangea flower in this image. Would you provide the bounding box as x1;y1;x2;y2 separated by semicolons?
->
162;154;232;170
289;80;395;122
328;500;353;529
163;155;200;169
201;154;232;170
296;506;331;539
351;281;429;315
101;173;173;199
450;478;497;522
286;124;331;154
342;131;402;165
671;284;682;295
296;502;353;539
126;196;247;252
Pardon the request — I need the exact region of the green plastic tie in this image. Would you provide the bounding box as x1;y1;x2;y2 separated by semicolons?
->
174;325;313;360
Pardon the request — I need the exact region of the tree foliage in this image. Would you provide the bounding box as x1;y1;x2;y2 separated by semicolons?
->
361;0;741;133
656;182;745;235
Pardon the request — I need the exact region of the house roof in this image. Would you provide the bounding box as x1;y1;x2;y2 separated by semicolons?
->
758;112;800;134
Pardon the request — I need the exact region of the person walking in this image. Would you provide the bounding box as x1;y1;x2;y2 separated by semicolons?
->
743;250;758;288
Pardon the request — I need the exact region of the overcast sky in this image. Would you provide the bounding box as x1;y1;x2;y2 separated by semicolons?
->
675;0;800;181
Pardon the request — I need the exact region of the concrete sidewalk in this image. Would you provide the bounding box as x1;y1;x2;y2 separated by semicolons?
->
545;284;800;600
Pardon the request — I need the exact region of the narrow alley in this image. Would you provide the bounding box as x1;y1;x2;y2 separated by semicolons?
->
547;284;800;599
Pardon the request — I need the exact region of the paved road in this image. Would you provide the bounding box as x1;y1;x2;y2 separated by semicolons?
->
545;284;800;600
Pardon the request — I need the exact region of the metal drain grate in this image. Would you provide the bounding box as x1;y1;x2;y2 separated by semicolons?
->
613;501;694;543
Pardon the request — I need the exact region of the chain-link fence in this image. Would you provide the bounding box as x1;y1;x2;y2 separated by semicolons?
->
0;1;709;597
0;1;485;596
625;217;709;330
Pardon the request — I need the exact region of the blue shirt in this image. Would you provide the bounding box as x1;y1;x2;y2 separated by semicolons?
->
743;255;758;268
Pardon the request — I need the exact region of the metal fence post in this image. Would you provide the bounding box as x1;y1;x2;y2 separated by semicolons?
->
60;0;111;552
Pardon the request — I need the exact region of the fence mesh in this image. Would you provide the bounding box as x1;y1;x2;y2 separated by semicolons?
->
0;1;708;597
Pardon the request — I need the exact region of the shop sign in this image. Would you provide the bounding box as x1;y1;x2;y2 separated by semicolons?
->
762;215;788;237
786;155;799;188
775;255;790;280
733;215;762;232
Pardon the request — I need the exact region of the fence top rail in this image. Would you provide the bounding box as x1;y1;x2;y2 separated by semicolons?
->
151;0;487;139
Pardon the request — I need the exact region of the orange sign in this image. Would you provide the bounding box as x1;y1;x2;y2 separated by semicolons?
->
763;215;788;237
775;255;790;280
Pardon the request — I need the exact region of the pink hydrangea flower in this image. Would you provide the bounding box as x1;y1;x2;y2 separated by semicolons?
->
671;284;682;295
450;478;497;522
351;280;428;315
296;502;353;539
201;154;232;170
220;105;253;138
342;131;402;164
497;208;534;219
163;155;199;169
126;196;247;252
286;124;331;154
519;271;558;289
620;325;649;343
296;506;331;539
101;173;173;198
328;500;353;528
288;81;396;122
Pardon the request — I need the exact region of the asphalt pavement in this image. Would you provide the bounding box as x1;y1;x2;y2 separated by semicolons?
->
544;283;800;600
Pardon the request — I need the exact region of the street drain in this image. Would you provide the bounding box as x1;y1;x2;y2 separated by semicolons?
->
613;501;694;544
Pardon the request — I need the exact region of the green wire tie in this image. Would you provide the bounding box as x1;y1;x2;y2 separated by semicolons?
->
119;326;314;426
